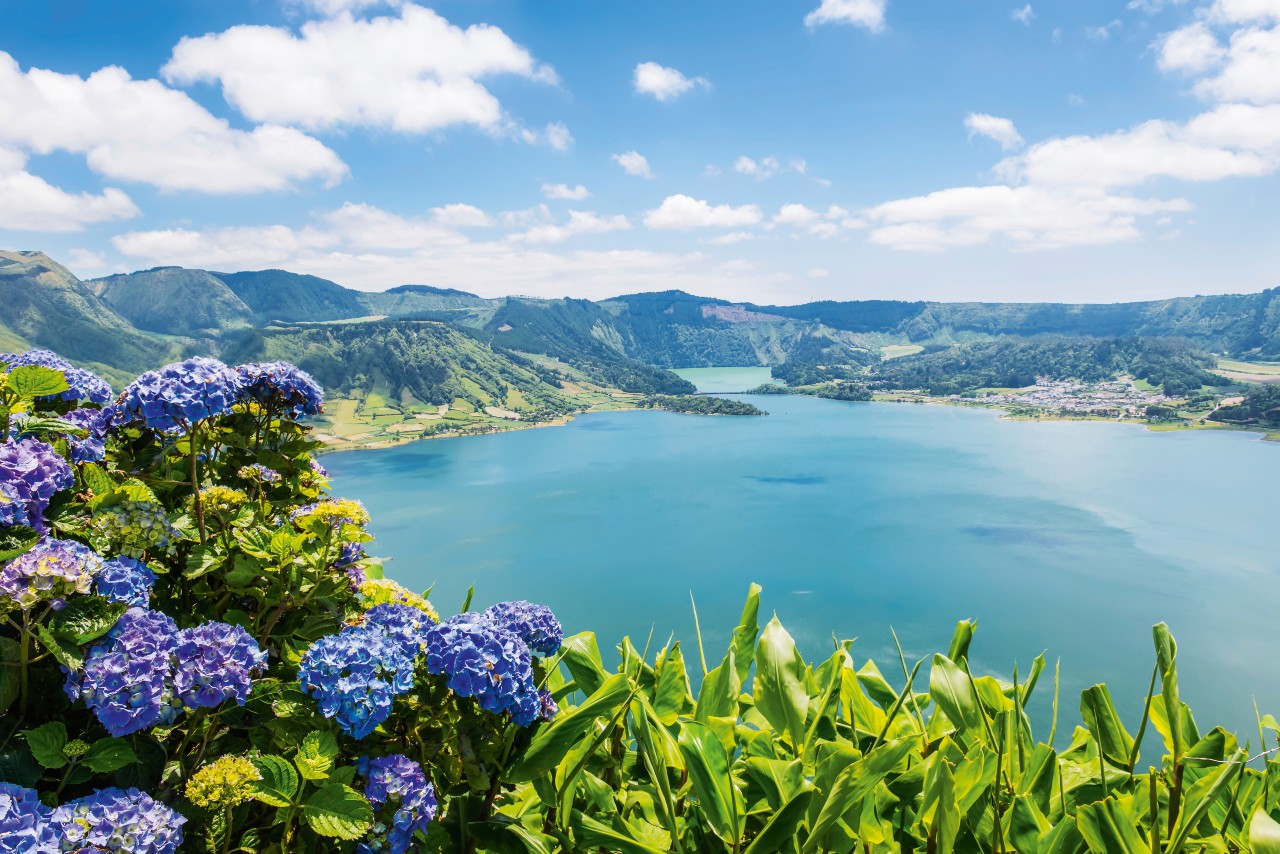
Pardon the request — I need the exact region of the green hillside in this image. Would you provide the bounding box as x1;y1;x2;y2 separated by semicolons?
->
215;268;369;323
90;266;254;334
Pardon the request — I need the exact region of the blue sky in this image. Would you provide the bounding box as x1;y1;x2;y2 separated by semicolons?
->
1;0;1278;303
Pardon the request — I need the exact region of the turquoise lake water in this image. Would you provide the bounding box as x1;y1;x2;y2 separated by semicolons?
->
325;369;1280;742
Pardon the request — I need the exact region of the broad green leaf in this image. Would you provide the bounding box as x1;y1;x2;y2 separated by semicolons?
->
1076;797;1151;854
1080;685;1136;770
754;616;809;751
507;673;633;782
1008;794;1051;854
922;755;959;854
732;583;762;684
803;738;914;854
1250;808;1280;854
303;783;373;840
559;632;607;697
929;653;983;739
652;642;691;724
1167;749;1246;854
34;625;82;670
947;619;976;663
678;720;744;847
1153;623;1183;759
295;730;339;780
81;738;137;774
8;365;68;398
251;754;299;807
696;649;740;722
49;596;128;645
23;722;68;769
80;463;115;498
575;814;668;854
743;787;813;854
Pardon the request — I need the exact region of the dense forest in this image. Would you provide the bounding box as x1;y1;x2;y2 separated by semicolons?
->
637;394;767;415
1209;383;1280;426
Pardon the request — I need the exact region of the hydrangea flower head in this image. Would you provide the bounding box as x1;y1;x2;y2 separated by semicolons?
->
59;408;111;465
119;357;242;433
482;600;564;656
94;557;156;608
185;756;261;810
90;501;178;558
0;482;31;528
358;754;438;854
359;578;438;622
298;623;417;739
237;463;281;485
3;349;112;404
0;538;103;611
0;438;74;533
65;608;180;737
363;603;436;653
423;614;541;727
336;542;367;590
235;361;325;416
291;499;369;531
0;782;57;853
171;622;267;710
49;787;185;853
199;486;248;514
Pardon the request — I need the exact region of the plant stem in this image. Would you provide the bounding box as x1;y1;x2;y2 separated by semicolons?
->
189;421;207;543
18;610;30;715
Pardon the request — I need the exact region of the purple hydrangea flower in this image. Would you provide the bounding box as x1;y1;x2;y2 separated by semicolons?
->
358;755;438;854
119;357;243;433
65;608;180;737
336;542;367;589
171;622;267;710
237;463;281;484
0;482;30;528
49;787;185;853
363;603;434;653
3;349;113;404
59;408;112;465
0;438;74;533
235;361;324;416
298;624;417;739
0;782;58;853
94;557;156;608
0;538;103;611
538;689;559;722
423;614;541;727
482;600;564;656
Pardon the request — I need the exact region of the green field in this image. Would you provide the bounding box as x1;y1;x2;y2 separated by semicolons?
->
879;343;924;360
1216;358;1280;383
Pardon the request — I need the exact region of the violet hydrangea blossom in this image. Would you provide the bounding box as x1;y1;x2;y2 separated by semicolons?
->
0;482;30;528
171;622;267;710
357;754;438;854
298;623;417;739
236;361;324;416
49;787;185;853
93;557;156;608
65;608;180;737
0;782;58;853
2;349;113;404
119;357;242;433
59;407;112;465
362;603;435;653
422;613;541;727
0;438;74;533
482;600;564;656
0;538;103;611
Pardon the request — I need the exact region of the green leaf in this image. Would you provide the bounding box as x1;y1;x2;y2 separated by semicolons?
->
8;365;68;398
1075;796;1151;854
304;784;373;840
81;738;138;774
507;673;633;782
754;616;809;751
696;648;741;723
575;814;668;854
652;642;691;725
80;463;116;497
251;754;299;808
295;730;338;780
558;632;607;697
23;722;68;769
929;653;983;739
34;625;82;670
1250;809;1280;854
947;619;976;663
1080;684;1135;770
803;738;915;853
922;755;959;854
732;583;762;684
0;526;39;563
742;787;813;854
1153;623;1183;760
678;720;744;848
49;596;128;645
1167;748;1246;854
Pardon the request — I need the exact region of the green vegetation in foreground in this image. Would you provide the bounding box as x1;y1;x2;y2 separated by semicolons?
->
637;394;767;415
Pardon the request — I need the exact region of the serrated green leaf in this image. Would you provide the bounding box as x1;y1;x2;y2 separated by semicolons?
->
251;754;299;808
23;722;68;769
35;625;83;670
303;784;373;840
0;526;39;563
81;738;137;774
49;596;128;645
8;365;68;398
295;731;338;780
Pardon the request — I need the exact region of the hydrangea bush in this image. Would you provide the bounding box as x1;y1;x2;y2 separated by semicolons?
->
0;351;565;852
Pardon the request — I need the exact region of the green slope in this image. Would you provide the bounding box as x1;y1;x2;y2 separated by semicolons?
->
90;266;254;335
215;269;368;323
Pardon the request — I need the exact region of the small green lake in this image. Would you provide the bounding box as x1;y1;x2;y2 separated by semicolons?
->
325;368;1280;741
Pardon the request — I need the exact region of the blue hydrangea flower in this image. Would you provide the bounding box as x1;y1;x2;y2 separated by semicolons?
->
0;482;31;528
2;349;112;404
482;600;564;656
0;438;74;533
423;614;541;727
235;361;325;416
363;603;434;653
119;357;242;433
65;608;180;737
59;408;112;465
298;624;417;739
94;557;156;608
336;542;367;589
538;689;559;722
357;755;438;854
0;782;58;853
0;538;103;611
171;622;267;710
49;787;185;853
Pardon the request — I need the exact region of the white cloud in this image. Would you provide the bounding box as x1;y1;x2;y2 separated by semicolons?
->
542;182;591;200
1011;5;1035;24
732;155;808;179
1127;0;1190;12
1193;25;1280;104
805;0;887;31
1157;22;1226;73
510;210;632;244
965;113;1024;150
774;203;823;226
163;5;558;135
807;268;831;278
1087;20;1123;40
633;62;708;102
706;231;756;244
612;150;654;178
0;52;346;194
429;203;494;228
519;122;574;151
644;195;763;229
1206;0;1280;24
0;148;139;232
283;0;399;16
772;203;858;238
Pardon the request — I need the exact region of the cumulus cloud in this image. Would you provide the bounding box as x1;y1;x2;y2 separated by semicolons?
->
429;204;494;228
519;122;574;151
1087;20;1123;40
0;148;139;232
1206;0;1280;24
1193;25;1280;103
644;195;763;229
733;155;808;179
1157;22;1226;73
163;5;558;135
510;210;632;244
0;52;346;194
805;0;887;31
542;183;591;200
1011;5;1035;24
283;0;400;15
965;113;1024;150
633;62;708;102
612;150;654;178
773;203;859;238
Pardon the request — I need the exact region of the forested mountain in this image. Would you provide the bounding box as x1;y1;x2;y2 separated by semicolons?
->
90;266;254;334
213;269;369;323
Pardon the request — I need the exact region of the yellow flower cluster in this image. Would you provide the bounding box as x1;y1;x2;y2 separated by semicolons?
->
185;755;261;810
200;486;250;512
359;577;440;623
